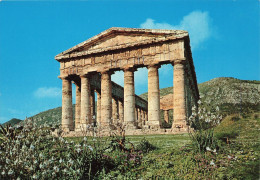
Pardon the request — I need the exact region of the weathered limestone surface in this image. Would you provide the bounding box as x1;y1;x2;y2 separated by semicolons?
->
61;78;73;131
80;75;91;129
160;93;173;110
164;110;169;123
90;89;95;123
118;100;124;122
96;90;101;125
112;97;118;123
75;84;81;129
124;69;137;129
101;72;112;128
147;65;161;128
172;61;188;130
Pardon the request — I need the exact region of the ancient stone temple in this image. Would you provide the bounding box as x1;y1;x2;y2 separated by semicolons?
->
55;27;199;135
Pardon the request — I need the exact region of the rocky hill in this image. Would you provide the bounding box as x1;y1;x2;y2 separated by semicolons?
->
10;77;260;127
140;77;259;114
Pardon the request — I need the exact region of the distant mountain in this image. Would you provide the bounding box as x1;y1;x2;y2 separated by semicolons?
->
3;118;23;127
20;77;260;127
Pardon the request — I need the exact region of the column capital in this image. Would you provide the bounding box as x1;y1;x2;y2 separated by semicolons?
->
60;76;71;80
172;59;187;66
123;66;136;72
100;70;114;75
80;74;90;78
147;64;161;69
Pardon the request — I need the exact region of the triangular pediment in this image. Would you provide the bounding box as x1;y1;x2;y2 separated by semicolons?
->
55;27;188;60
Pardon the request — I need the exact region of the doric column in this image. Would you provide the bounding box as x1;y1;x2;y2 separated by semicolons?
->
164;110;169;123
96;90;101;126
147;65;161;128
75;83;81;129
112;97;118;123
138;109;143;128
142;110;146;126
172;60;188;130
101;71;112;127
135;108;138;122
90;89;95;123
124;68;137;129
61;77;73;131
80;75;91;128
118;99;124;123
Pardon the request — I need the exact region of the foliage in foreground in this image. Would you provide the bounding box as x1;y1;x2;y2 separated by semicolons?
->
188;100;222;153
0;121;143;179
0;112;259;179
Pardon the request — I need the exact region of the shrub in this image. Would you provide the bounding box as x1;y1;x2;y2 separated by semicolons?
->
188;100;223;153
0;121;116;179
136;138;156;153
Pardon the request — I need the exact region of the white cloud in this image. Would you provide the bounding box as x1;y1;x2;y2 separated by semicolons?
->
140;10;212;49
34;87;61;98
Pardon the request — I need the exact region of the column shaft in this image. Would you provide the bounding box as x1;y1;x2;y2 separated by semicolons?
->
90;89;95;123
124;69;136;129
96;90;101;126
80;75;91;127
148;65;161;128
75;84;81;129
61;78;73;131
172;61;187;129
112;97;118;123
118;100;124;123
101;72;112;127
164;110;169;123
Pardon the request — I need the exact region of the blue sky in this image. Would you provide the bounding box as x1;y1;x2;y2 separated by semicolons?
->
0;0;259;123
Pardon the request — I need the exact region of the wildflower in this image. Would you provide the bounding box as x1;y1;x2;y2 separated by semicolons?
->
213;149;216;153
39;153;44;158
8;169;14;175
205;118;211;123
210;160;215;166
69;159;74;164
88;145;93;151
1;170;5;175
228;155;232;159
54;166;59;172
216;106;219;111
83;137;87;141
206;147;211;151
198;100;201;104
32;174;38;179
30;144;35;150
59;158;63;164
6;158;10;164
75;144;81;148
76;148;81;153
39;163;44;169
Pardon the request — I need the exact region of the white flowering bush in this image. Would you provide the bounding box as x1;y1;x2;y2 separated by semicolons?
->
0;120;116;179
188;100;223;153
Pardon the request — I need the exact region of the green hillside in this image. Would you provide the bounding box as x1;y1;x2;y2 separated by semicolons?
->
3;118;23;127
19;77;259;127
